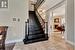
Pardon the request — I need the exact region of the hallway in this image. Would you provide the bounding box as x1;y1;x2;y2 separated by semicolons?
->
13;32;74;50
0;0;74;50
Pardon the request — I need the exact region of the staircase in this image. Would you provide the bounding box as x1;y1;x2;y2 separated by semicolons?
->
23;0;48;44
23;11;48;44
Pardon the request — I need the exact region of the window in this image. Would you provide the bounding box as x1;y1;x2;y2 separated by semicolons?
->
0;0;8;8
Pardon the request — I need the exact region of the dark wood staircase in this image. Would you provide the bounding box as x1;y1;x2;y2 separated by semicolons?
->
23;11;48;44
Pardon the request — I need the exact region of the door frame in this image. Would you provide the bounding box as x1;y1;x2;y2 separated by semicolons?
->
46;0;67;40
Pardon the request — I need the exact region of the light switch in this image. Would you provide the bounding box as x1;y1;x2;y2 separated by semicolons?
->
0;0;8;8
13;18;16;21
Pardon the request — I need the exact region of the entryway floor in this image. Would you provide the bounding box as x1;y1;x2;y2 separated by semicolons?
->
13;32;74;50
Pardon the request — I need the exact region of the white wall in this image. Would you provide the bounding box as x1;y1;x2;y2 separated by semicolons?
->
0;0;28;43
29;2;34;11
46;10;53;36
46;10;50;36
74;0;75;44
66;0;74;45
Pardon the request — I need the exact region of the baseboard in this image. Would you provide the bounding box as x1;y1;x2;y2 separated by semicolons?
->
5;39;23;45
66;40;75;46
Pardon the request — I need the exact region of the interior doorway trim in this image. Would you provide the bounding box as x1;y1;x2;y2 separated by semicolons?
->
46;0;67;40
46;0;65;12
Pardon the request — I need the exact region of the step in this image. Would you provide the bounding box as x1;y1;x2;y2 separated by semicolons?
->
29;28;41;31
29;25;39;28
29;27;40;30
27;34;45;40
23;34;48;44
29;27;42;31
29;30;43;33
29;30;44;35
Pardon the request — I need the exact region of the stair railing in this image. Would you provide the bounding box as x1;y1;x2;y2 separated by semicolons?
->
25;19;29;39
35;11;45;30
34;0;48;34
36;11;48;34
35;0;45;10
45;22;48;34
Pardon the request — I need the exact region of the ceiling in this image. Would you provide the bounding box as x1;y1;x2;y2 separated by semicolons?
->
53;4;65;16
38;0;64;11
29;0;37;4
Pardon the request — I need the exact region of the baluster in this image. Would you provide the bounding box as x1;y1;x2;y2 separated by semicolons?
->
45;22;48;34
25;19;29;39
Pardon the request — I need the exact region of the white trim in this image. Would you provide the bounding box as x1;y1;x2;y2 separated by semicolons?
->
66;40;75;46
46;0;65;12
5;39;23;44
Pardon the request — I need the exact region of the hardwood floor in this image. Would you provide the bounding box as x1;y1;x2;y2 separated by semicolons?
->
5;43;15;50
13;32;74;50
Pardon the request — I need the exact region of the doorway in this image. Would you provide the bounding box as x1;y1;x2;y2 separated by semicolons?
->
53;4;66;39
49;2;66;40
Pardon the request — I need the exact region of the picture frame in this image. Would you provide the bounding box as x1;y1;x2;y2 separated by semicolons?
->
0;0;8;8
54;18;59;23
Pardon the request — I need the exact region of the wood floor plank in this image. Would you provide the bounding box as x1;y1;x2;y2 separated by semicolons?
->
13;33;74;50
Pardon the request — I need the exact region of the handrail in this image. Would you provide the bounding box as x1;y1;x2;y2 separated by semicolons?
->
36;11;48;34
35;0;45;9
34;0;45;30
35;11;45;29
36;11;45;23
34;0;48;34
